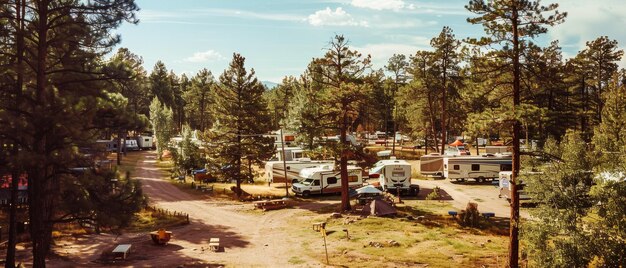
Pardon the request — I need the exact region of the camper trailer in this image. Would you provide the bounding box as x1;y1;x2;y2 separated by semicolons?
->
369;158;419;196
265;158;335;184
443;154;512;182
125;139;139;151
275;147;305;161
137;135;154;150
291;165;363;197
498;171;531;201
419;153;446;177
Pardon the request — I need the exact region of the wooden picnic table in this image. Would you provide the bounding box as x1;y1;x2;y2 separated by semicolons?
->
209;238;220;252
112;244;132;259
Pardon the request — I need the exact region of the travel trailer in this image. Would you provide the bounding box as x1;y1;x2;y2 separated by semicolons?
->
265;158;334;184
136;135;154;150
419;153;446;177
369;158;419;196
125;139;139;151
443;154;512;182
291;165;363;197
275;147;304;161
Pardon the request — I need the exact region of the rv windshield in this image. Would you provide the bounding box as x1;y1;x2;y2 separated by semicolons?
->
301;179;314;186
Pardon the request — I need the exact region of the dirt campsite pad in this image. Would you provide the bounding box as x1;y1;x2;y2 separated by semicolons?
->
2;151;511;267
45;151;329;267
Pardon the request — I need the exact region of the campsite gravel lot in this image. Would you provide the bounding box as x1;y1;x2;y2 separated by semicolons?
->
407;159;530;219
40;152;522;267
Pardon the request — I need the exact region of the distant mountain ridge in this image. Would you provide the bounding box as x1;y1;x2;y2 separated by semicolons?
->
261;81;279;89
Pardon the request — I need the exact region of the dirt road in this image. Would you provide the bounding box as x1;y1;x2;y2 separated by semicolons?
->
46;151;327;267
132;151;326;267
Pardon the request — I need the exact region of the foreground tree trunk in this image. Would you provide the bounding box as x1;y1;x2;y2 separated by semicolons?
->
339;112;350;211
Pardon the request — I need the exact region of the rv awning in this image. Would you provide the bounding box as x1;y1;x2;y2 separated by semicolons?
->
449;140;463;146
369;165;384;175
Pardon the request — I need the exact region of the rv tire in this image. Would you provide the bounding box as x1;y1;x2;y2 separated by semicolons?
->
302;191;310;198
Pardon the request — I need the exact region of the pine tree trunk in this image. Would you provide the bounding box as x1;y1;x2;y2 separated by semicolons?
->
6;1;25;266
31;2;54;266
509;4;521;267
339;112;350;211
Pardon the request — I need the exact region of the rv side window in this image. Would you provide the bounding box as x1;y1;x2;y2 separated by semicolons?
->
348;175;358;182
471;164;480;171
327;177;337;184
500;164;512;171
453;165;460;170
144;139;149;142
294;152;303;159
313;180;320;186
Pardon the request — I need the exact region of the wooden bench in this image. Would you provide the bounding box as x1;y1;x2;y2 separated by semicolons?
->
209;238;220;252
112;244;132;259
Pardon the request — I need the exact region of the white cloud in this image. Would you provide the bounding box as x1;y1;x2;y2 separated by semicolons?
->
307;7;368;27
548;0;626;66
184;50;225;63
351;0;405;11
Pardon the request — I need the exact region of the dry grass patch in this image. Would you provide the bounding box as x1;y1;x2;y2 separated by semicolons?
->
284;200;508;267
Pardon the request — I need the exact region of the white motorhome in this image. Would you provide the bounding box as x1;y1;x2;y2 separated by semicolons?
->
443;154;512;182
136;135;154;150
369;158;419;196
265;158;335;184
291;165;363;197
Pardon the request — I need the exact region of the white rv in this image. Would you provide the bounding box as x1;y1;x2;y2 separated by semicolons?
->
443;154;512;182
125;139;139;151
291;165;363;197
275;147;304;161
419;153;447;177
137;135;154;150
369;158;419;196
265;158;334;184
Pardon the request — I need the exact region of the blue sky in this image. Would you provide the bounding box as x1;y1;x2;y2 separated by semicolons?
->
115;0;626;83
